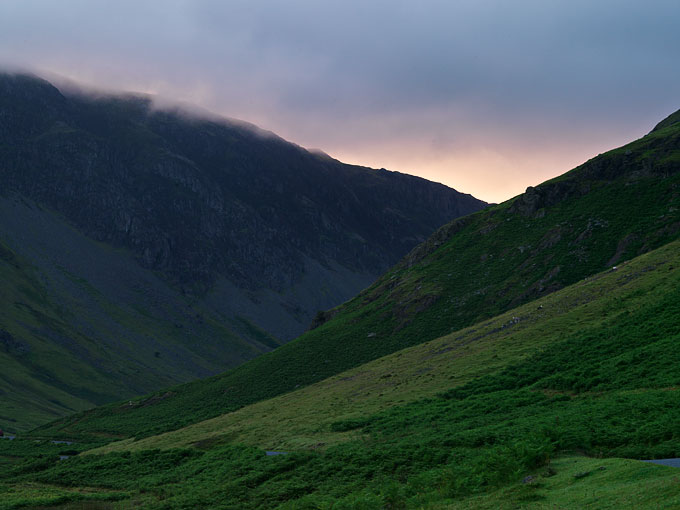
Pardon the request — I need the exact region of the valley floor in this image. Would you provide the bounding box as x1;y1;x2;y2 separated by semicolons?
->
1;456;678;509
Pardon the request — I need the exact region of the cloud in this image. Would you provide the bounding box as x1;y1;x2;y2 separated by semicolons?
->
1;0;678;202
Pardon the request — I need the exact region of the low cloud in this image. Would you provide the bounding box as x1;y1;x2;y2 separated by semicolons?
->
1;0;678;202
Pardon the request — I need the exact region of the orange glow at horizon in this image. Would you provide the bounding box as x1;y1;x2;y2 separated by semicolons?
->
322;135;636;205
15;66;654;206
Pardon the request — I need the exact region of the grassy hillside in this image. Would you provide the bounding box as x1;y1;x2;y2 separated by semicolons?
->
33;110;680;442
0;200;279;432
2;237;680;508
0;239;108;431
83;237;680;454
429;456;680;510
1;452;678;510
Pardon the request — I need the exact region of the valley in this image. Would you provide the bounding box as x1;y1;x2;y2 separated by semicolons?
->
0;76;679;509
0;72;485;432
2;231;680;508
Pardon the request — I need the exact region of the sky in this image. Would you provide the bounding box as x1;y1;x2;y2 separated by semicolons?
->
1;1;679;203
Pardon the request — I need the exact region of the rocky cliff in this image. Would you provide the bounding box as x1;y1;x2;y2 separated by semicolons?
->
0;72;486;430
0;73;484;308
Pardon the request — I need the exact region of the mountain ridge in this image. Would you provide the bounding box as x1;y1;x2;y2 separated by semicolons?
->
0;72;485;431
0;72;485;295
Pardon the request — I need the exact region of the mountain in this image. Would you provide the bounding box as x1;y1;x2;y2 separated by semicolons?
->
0;72;486;431
34;107;680;442
4;211;680;509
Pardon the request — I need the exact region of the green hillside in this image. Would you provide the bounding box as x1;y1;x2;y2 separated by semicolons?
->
2;235;680;508
0;216;278;433
33;109;680;442
86;238;680;454
0;239;104;430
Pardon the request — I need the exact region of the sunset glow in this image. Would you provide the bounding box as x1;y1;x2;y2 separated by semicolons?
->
1;1;678;203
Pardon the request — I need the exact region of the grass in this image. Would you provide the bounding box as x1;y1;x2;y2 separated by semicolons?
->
0;482;129;510
428;456;680;509
6;456;675;510
0;240;115;431
0;206;279;432
0;439;130;510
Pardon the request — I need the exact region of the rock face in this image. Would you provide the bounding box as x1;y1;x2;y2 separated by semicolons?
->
0;73;485;308
0;73;486;430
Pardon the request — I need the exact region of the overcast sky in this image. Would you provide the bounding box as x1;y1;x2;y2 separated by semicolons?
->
1;1;679;202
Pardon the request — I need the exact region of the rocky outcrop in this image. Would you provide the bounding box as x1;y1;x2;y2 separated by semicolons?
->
0;73;486;296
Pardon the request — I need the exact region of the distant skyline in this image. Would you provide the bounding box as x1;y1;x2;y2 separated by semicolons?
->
1;0;679;203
